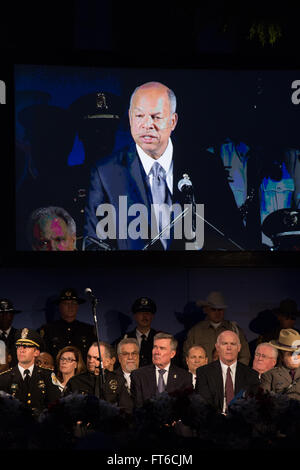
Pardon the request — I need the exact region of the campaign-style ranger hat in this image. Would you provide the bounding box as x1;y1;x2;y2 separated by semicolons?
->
131;297;157;314
0;298;22;314
55;288;86;305
15;328;43;349
269;328;300;352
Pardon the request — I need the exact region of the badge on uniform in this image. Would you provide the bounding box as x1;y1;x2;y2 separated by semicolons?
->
21;328;29;339
10;383;18;396
109;379;118;392
38;380;45;390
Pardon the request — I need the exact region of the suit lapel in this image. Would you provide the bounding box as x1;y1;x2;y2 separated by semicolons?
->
166;364;182;393
235;362;243;395
213;361;225;410
150;365;158;396
123;147;150;209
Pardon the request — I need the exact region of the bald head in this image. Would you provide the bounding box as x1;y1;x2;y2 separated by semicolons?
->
216;330;241;365
130;82;177;114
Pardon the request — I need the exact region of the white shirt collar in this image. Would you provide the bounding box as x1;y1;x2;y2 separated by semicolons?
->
136;138;173;176
0;327;11;336
219;359;237;375
155;362;171;373
136;329;150;339
18;363;35;377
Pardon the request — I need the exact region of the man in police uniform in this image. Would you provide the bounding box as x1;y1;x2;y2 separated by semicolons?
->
113;297;158;367
64;342;132;413
39;288;97;361
0;328;61;416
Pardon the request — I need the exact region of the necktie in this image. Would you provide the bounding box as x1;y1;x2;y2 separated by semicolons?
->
157;369;166;393
140;334;147;366
290;369;296;381
0;332;7;343
225;366;234;410
150;162;171;248
23;369;31;392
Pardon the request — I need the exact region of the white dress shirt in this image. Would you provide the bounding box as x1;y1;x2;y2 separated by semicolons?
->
18;363;34;379
136;138;173;195
135;328;150;348
123;370;131;390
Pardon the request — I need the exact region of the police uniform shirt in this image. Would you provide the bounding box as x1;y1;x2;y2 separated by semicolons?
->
0;365;61;415
0;327;11;341
135;329;150;347
39;319;97;360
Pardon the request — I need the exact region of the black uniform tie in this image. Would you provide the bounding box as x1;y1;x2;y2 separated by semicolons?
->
23;369;31;391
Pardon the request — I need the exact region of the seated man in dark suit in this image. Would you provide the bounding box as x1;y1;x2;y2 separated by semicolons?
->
84;81;247;251
130;332;193;408
115;337;140;413
196;330;259;414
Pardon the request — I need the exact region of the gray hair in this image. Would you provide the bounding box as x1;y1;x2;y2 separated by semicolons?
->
153;332;178;351
256;342;278;360
129;81;177;114
27;206;76;247
216;330;241;345
117;337;140;355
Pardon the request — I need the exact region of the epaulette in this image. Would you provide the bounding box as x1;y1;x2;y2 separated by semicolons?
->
0;368;12;376
37;366;54;371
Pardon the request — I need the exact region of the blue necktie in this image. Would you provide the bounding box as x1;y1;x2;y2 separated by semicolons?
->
150;162;171;249
157;368;166;393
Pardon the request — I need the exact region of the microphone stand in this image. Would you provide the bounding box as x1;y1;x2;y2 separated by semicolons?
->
87;293;105;398
82;236;114;251
143;207;190;250
143;202;245;251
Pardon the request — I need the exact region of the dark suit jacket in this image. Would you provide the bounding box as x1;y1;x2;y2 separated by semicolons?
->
115;366;133;413
130;363;193;408
84;141;247;251
0;365;61;415
195;360;259;412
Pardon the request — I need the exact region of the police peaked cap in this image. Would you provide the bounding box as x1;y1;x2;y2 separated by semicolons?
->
55;288;86;305
131;297;156;314
15;328;43;349
69;91;124;121
0;298;22;314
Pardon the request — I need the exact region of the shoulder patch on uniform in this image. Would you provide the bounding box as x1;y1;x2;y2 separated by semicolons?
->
0;368;12;375
51;372;61;387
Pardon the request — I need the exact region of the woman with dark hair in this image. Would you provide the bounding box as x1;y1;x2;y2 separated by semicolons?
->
54;345;86;392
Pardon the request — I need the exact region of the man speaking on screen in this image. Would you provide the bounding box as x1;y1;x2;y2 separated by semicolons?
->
84;81;246;251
